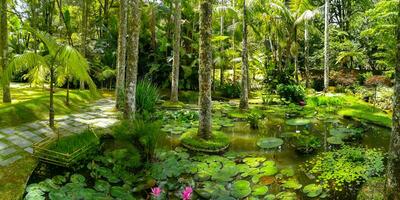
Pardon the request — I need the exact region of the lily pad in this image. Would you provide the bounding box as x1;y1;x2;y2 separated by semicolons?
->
303;184;323;198
282;178;302;190
252;185;269;196
280;132;299;138
276;191;297;200
286;118;311;126
280;168;295;177
257;137;284;149
231;180;252;199
243;157;266;167
259;176;275;185
327;136;344;145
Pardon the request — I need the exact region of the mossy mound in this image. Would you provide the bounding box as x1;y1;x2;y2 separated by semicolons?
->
161;101;185;109
180;129;230;153
357;177;385;200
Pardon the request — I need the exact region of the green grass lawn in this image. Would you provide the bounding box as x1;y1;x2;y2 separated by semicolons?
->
0;83;102;128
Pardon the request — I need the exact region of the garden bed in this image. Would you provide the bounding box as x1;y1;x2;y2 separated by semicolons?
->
33;130;99;167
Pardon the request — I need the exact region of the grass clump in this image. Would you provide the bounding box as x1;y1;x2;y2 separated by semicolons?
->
135;80;160;114
48;129;98;154
161;100;185;109
180;129;230;152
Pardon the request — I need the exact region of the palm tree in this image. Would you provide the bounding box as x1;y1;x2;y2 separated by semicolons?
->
324;0;330;91
198;0;213;139
116;0;128;108
4;29;95;128
171;0;181;102
240;0;249;110
0;0;11;103
385;2;400;198
295;9;320;87
124;0;141;119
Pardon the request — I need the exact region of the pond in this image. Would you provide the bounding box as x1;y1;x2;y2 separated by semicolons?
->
25;102;390;200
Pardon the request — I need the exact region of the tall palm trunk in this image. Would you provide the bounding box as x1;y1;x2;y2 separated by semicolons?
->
239;0;249;110
232;0;236;84
219;0;225;86
323;0;330;91
49;65;55;128
150;0;157;51
385;3;400;198
116;0;128;108
80;0;89;90
1;0;11;103
198;0;213;139
171;0;181;102
124;0;140;119
304;21;310;88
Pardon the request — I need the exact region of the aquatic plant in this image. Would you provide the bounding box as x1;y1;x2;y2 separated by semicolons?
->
294;135;321;154
304;146;385;191
257;137;284;149
247;113;261;129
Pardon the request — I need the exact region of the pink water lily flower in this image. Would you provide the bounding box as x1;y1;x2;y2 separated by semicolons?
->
151;187;162;197
182;187;193;200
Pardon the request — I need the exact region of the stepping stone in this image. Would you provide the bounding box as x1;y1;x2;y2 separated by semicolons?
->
0;148;17;156
35;128;53;135
24;147;33;154
18;131;42;140
0;141;8;150
0;155;22;166
16;126;30;132
6;135;32;148
26;123;43;129
0;128;16;135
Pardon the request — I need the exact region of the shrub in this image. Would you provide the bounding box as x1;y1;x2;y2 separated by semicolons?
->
219;82;241;98
311;78;325;92
136;80;160;114
113;119;164;162
276;84;305;103
304;146;384;191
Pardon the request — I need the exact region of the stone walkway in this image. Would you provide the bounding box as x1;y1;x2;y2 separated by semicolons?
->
0;98;119;166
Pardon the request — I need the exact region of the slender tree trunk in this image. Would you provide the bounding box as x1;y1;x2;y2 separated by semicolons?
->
198;0;213;139
304;22;310;88
49;66;55;128
124;0;140;119
219;0;225;86
80;0;89;91
385;3;400;198
1;0;11;103
324;0;330;91
232;0;236;84
116;0;128;108
66;77;70;105
240;0;249;110
150;0;156;51
171;0;181;102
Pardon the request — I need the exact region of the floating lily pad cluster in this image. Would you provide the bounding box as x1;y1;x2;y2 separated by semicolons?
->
150;149;325;199
159;109;234;135
25;148;149;200
327;127;364;145
257;137;284;149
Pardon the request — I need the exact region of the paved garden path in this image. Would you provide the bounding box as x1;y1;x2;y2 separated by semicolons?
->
0;98;119;166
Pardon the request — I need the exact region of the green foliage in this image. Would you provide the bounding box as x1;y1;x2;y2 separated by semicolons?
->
305;146;385;191
247;113;261;129
135;80;159;114
307;95;345;107
294;135;321;154
47;129;98;154
219;82;241;98
113;119;164;161
276;84;305;103
180;129;230;152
